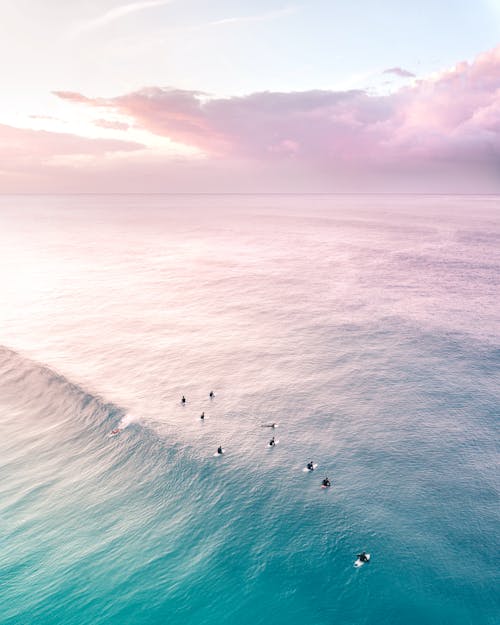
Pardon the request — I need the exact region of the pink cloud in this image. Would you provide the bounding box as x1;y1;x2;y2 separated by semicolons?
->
53;44;500;176
93;118;130;130
1;45;498;192
55;87;388;159
0;123;141;159
0;123;143;188
52;91;100;105
29;114;63;121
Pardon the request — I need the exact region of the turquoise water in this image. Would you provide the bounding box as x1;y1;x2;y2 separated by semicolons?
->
0;195;498;624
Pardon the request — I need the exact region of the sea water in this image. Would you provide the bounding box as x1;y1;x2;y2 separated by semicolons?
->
0;194;498;625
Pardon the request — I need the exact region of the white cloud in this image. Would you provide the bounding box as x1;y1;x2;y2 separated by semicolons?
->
197;6;299;29
76;0;174;33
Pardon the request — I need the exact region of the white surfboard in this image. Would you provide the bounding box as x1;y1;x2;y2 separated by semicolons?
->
302;463;318;472
354;554;370;568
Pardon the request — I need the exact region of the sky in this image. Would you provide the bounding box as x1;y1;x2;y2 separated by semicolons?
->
1;0;500;192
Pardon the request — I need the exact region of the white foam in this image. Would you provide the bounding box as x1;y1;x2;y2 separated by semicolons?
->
119;413;139;428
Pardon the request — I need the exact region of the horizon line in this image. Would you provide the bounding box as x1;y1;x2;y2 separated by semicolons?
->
1;192;499;197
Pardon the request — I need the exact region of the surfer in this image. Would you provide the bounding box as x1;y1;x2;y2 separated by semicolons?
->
269;437;276;446
357;552;369;563
200;411;205;420
209;391;214;399
307;461;315;471
322;477;331;487
262;423;277;428
181;395;186;404
217;445;223;455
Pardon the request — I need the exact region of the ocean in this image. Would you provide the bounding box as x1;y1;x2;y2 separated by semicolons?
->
0;194;498;625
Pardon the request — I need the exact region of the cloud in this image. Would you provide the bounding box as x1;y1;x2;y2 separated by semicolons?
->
201;6;299;28
93;118;130;130
7;44;500;192
76;0;174;32
52;91;99;105
0;123;141;155
29;114;63;121
383;67;416;78
0;123;143;182
54;44;500;176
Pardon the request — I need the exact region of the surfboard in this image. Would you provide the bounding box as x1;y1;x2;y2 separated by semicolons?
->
354;554;370;568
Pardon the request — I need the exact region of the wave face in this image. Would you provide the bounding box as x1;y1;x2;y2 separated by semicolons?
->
0;194;499;625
